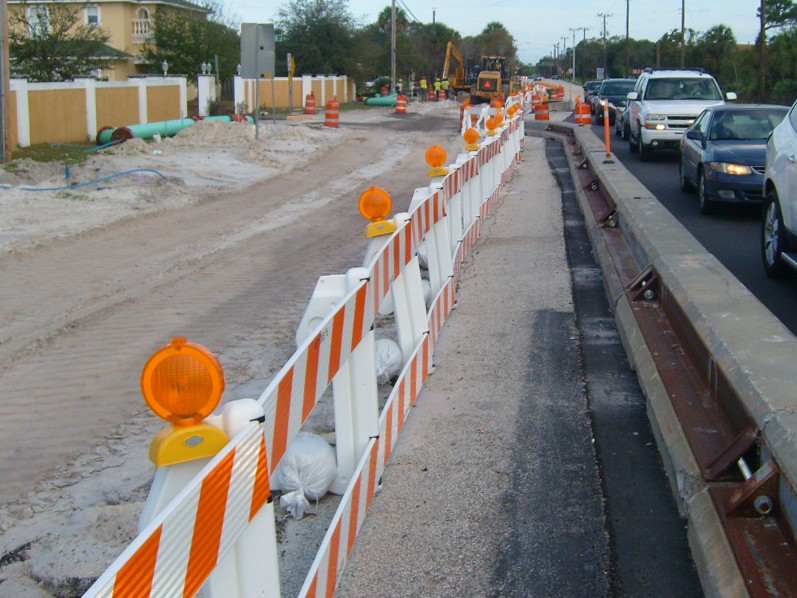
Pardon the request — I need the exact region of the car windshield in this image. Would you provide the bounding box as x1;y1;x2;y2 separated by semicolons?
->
645;77;722;101
587;82;602;91
708;108;788;141
600;81;635;95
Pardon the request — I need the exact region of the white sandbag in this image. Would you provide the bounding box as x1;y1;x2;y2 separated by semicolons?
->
417;241;429;269
272;432;337;519
375;338;404;385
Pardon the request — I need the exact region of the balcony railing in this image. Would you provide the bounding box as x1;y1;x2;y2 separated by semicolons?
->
132;18;154;43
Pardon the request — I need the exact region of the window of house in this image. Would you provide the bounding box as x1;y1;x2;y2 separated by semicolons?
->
85;5;100;26
137;7;150;20
27;5;49;36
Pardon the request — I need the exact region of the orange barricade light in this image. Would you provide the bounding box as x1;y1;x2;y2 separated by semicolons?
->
494;112;505;126
142;337;229;466
508;105;519;117
359;186;397;237
485;117;499;137
463;127;481;151
426;144;449;177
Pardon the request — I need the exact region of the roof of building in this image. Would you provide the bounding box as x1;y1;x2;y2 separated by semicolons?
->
8;0;212;14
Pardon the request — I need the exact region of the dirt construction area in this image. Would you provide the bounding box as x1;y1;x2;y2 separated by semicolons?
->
0;101;473;596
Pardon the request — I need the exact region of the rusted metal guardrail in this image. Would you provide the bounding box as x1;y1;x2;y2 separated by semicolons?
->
529;121;797;598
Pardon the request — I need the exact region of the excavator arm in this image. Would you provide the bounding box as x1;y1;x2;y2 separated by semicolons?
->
443;41;468;91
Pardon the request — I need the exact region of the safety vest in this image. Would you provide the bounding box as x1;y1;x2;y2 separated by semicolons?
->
420;78;428;89
433;80;442;91
441;79;450;90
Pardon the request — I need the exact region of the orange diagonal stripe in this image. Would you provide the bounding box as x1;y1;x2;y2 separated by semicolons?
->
113;525;161;598
184;450;235;598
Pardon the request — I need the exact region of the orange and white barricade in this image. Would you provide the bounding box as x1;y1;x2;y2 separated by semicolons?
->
86;108;527;598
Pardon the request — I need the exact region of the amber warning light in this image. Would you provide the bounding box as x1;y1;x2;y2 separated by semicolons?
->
426;145;449;177
463;128;481;151
142;337;230;466
359;186;397;238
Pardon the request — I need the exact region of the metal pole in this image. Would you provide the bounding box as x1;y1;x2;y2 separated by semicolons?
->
287;52;293;113
390;0;396;92
680;0;686;68
0;0;9;162
255;26;260;141
570;29;576;82
625;0;631;77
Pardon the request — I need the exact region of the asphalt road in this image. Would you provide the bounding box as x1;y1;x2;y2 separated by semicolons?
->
585;120;797;334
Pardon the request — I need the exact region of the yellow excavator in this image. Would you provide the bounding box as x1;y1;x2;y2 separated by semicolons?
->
442;42;471;95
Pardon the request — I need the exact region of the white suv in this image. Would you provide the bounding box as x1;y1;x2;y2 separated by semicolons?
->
762;99;797;277
626;69;736;160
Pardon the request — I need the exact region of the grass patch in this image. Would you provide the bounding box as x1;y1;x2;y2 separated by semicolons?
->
10;143;91;165
54;190;92;201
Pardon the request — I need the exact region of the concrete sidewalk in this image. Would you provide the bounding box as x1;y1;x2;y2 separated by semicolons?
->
336;137;612;596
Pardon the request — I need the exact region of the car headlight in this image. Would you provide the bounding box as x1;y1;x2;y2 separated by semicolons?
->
643;113;666;130
707;162;753;175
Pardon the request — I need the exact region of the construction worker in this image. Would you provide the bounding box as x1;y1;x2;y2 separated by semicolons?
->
420;76;428;100
441;77;450;95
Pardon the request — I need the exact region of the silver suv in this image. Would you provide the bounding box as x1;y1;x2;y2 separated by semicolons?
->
626;68;736;160
762;99;797;277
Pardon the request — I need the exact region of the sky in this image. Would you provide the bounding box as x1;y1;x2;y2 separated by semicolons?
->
227;0;763;66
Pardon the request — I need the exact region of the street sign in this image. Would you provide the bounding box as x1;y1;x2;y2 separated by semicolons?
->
240;23;275;79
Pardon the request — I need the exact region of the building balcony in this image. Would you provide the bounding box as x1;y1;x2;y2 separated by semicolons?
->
132;18;154;43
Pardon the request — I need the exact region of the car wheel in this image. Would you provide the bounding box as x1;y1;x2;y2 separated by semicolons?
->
622;121;630;141
639;140;653;161
762;190;793;278
679;159;692;192
697;170;715;214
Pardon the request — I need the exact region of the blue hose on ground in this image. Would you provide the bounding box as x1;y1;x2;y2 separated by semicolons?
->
0;168;168;192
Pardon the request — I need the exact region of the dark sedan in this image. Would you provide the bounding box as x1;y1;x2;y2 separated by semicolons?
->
679;104;788;214
591;78;636;124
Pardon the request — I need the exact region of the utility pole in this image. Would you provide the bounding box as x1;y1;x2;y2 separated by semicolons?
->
680;0;686;68
390;0;396;92
598;12;612;78
554;43;559;78
625;0;631;77
570;27;589;82
759;0;766;100
569;28;577;82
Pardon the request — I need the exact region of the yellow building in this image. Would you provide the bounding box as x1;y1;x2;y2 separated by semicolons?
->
8;0;211;81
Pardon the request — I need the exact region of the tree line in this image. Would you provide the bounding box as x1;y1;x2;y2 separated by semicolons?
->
8;0;797;104
536;1;797;104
